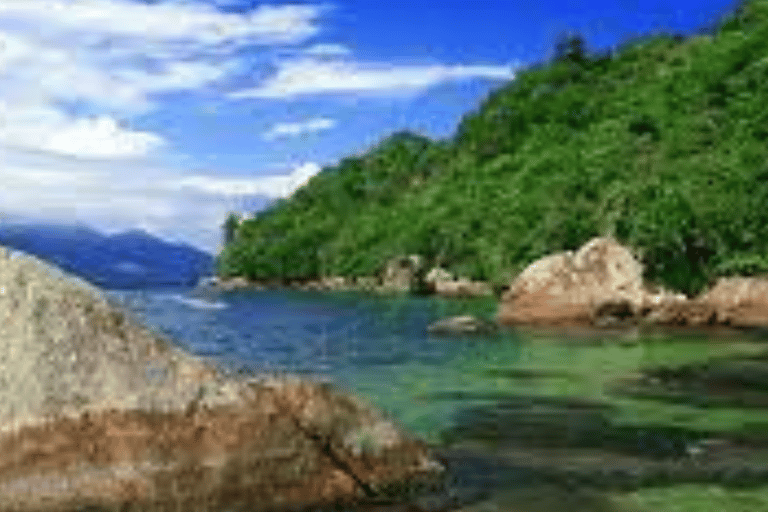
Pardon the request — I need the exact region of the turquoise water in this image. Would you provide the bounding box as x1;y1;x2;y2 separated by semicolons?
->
106;286;515;444
104;286;768;511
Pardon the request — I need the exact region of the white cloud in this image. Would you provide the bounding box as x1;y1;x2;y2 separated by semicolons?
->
262;117;336;140
229;59;516;99
0;1;322;45
303;43;351;57
171;162;322;198
0;2;325;159
0;148;272;252
111;61;230;94
1;109;164;158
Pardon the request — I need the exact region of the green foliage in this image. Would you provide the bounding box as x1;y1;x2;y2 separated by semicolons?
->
222;213;240;246
219;1;768;295
715;254;768;277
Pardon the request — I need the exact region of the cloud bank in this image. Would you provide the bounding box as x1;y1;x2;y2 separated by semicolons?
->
230;59;516;99
0;0;516;251
0;0;325;250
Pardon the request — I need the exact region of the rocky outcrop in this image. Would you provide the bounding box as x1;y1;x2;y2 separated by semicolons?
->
498;238;768;329
0;247;443;511
498;237;646;327
380;255;424;293
425;267;454;286
355;276;381;292
698;277;768;327
424;267;493;298
427;315;497;335
433;278;494;298
212;276;262;291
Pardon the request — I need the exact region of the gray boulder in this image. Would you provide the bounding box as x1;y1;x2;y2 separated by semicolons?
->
0;247;444;511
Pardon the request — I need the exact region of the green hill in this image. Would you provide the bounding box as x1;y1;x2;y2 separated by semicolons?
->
218;0;768;296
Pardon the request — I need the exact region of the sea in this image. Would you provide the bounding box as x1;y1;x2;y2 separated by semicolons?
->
104;285;515;445
104;284;738;511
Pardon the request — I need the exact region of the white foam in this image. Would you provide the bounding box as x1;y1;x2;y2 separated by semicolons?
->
170;294;228;310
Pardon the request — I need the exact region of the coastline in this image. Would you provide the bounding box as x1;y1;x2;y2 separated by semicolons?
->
199;274;497;299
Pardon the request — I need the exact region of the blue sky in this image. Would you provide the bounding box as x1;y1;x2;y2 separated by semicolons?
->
0;0;741;252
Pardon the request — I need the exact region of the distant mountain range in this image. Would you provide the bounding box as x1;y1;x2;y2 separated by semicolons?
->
0;223;214;289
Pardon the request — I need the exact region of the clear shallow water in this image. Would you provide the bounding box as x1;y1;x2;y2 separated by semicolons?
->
103;287;768;511
106;286;517;443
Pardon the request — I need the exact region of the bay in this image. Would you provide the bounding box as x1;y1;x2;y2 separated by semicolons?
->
105;286;515;445
104;286;768;511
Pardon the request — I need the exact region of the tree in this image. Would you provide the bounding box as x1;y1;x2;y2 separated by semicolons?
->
223;213;241;246
554;32;586;64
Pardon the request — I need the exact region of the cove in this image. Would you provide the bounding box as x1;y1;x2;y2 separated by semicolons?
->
107;286;768;512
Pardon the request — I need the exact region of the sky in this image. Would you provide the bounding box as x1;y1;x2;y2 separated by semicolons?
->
0;0;742;253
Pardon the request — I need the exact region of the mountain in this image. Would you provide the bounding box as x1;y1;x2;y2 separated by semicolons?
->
0;223;214;289
218;0;768;295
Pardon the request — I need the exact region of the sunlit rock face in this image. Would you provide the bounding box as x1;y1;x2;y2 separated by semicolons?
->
0;246;443;511
698;277;768;327
497;238;768;329
498;237;646;327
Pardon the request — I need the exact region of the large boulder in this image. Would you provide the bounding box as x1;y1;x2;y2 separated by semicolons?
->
698;277;768;327
497;238;768;329
498;238;646;326
0;247;443;511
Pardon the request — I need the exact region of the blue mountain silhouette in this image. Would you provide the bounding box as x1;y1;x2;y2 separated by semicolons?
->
0;223;214;289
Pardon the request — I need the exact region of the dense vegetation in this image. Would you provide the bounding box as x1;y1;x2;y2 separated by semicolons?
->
218;0;768;295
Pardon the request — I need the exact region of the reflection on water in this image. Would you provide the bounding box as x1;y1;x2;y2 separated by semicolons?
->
106;287;768;511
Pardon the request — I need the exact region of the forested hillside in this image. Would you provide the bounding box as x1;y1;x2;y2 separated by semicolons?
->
218;0;768;295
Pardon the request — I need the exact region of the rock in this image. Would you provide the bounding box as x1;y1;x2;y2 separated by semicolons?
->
592;298;636;328
427;315;497;335
433;279;494;298
641;298;718;327
698;277;768;327
380;255;424;293
498;237;646;327
196;275;220;288
424;267;454;290
216;276;252;291
356;276;381;292
0;247;444;511
320;276;353;291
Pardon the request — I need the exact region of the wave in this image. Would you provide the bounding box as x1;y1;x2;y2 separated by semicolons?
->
168;294;229;310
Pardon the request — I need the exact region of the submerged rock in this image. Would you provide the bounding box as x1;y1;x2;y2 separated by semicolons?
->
427;315;497;335
0;247;443;511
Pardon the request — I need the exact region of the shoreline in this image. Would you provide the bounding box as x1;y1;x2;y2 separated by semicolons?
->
198;274;498;299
